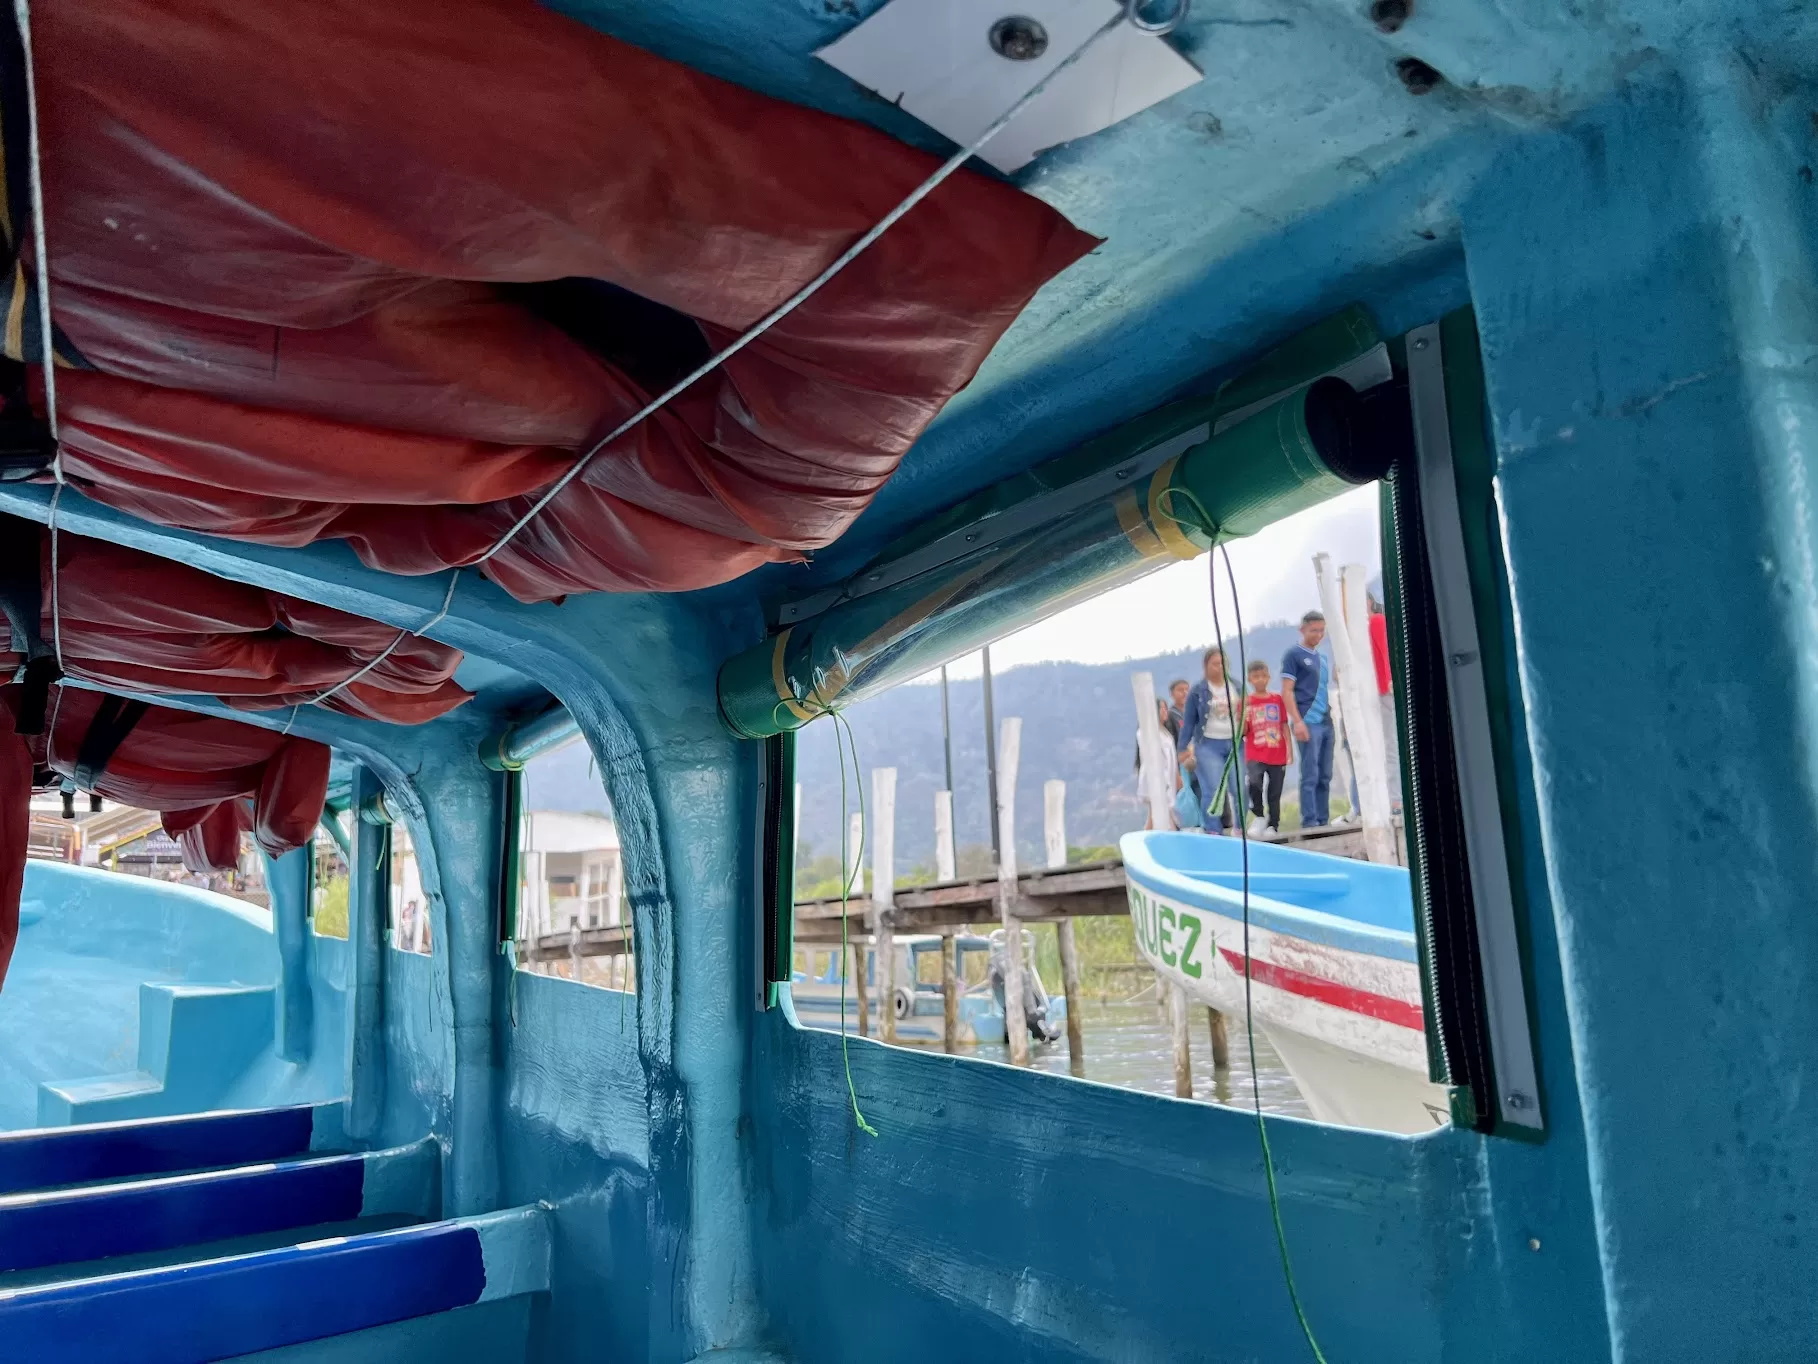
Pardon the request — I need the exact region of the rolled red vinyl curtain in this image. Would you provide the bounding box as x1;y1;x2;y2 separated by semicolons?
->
0;684;331;987
16;0;1094;601
13;523;471;725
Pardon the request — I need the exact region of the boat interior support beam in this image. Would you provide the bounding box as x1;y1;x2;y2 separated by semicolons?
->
346;763;389;1142
1456;61;1818;1357
265;844;314;1065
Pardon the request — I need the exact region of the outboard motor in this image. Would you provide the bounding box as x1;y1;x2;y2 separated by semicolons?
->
988;928;1063;1043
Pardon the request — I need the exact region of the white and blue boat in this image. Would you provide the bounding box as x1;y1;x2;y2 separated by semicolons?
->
1122;831;1448;1133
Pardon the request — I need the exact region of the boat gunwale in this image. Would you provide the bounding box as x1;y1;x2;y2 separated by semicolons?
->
1119;833;1418;965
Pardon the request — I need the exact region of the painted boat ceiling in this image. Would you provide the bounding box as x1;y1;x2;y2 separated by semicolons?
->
8;0;1815;736
554;0;1809;600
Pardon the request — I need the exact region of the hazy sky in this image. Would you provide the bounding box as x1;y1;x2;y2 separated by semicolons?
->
924;484;1381;682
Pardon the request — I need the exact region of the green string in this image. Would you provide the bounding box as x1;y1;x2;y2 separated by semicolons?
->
758;692;878;1137
1208;539;1330;1364
830;709;880;1137
1157;479;1329;1363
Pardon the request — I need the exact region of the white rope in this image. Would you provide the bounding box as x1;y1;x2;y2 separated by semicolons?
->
470;0;1186;569
12;0;65;671
286;569;464;726
12;0;55;442
10;0;1185;717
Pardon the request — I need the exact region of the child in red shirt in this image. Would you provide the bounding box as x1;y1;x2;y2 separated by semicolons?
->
1243;660;1289;834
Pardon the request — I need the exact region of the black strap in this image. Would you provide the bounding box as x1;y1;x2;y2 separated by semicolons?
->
0;360;56;481
0;513;58;733
15;655;57;735
73;695;149;791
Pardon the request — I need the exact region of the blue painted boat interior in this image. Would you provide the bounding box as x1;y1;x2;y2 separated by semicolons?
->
0;862;345;1132
3;0;1817;1358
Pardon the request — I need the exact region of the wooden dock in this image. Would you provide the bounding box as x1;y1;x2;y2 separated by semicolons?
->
524;818;1392;1086
791;819;1388;940
523;664;1405;1094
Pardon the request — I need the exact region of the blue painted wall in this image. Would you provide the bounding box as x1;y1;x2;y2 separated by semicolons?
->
4;4;1816;1359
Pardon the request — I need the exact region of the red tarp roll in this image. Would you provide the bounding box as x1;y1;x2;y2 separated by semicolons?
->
0;684;330;986
17;0;1095;601
34;529;471;725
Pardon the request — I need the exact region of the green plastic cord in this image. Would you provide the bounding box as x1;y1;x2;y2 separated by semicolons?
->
762;691;879;1137
832;710;880;1137
1156;481;1329;1361
1209;541;1330;1364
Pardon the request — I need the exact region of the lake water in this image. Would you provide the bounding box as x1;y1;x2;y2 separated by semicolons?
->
1014;998;1310;1117
805;992;1310;1118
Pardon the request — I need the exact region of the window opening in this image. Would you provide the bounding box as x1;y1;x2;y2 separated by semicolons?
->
311;811;351;938
751;308;1541;1139
37;794;272;907
388;820;431;954
511;729;632;992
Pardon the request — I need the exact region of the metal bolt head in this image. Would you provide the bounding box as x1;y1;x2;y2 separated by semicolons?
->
989;15;1049;61
1370;0;1410;32
1506;1092;1528;1110
1528;1237;1542;1252
1396;56;1443;95
1413;337;1430;350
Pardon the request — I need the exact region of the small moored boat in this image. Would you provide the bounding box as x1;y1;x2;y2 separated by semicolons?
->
790;932;1065;1047
1120;831;1448;1134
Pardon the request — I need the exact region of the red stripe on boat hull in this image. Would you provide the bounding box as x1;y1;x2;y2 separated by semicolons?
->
1218;948;1425;1031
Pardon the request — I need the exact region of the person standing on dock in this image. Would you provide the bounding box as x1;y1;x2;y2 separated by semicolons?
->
1243;660;1289;835
1165;680;1190;741
1164;678;1196;827
1281;611;1335;828
1180;648;1241;836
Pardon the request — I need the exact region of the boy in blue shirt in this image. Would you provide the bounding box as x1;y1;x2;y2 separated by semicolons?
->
1281;611;1334;828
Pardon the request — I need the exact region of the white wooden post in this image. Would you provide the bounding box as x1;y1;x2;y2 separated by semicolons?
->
605;851;624;927
872;766;897;1044
1341;563;1398;861
934;789;956;882
1043;780;1067;870
996;718;1029;1065
1130;671;1172;830
843;807;867;1034
1047;778;1084;1073
844;811;864;897
1316;553;1395;863
579;859;595;928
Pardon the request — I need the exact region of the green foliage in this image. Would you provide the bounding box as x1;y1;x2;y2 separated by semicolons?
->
314;874;350;939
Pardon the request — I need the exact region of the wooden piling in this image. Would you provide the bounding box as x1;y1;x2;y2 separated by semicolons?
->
844;812;864;898
1130;671;1173;830
941;931;959;1054
1316;554;1398;865
851;940;869;1038
934;790;956;882
1043;780;1068;870
873;767;898;1045
1045;780;1084;1076
1169;977;1192;1098
996;717;1029;1066
1056;922;1085;1078
1207;1007;1230;1071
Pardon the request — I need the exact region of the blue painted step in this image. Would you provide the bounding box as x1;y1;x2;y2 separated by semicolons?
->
0;1103;339;1194
37;982;277;1126
0;1205;551;1363
0;1140;436;1275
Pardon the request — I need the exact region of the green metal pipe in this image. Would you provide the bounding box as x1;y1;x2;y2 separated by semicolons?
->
717;308;1402;739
